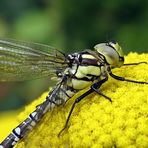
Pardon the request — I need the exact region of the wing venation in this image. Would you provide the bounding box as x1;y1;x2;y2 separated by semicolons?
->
0;39;68;81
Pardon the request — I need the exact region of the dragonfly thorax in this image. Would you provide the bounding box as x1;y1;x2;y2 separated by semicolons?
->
65;51;107;91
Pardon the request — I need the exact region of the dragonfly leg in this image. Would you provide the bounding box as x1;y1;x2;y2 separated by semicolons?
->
108;68;148;84
91;86;112;102
123;61;147;66
90;77;112;102
58;89;94;136
58;77;109;136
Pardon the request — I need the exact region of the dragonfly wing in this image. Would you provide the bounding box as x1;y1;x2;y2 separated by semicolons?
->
0;39;68;81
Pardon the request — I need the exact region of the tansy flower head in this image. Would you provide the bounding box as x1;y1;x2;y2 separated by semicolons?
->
3;53;148;148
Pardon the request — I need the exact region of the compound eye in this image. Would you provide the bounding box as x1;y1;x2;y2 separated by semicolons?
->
119;57;124;62
110;40;116;44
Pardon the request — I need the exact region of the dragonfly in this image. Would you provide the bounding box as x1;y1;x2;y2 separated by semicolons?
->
0;39;147;148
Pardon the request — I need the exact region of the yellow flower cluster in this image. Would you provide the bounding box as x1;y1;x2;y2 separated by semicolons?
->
1;53;148;148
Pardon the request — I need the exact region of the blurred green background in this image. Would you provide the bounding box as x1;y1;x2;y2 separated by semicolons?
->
0;0;148;111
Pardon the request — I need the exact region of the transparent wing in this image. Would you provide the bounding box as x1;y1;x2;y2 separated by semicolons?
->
0;39;68;81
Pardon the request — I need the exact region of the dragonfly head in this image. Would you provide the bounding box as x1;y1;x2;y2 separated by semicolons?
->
94;41;124;68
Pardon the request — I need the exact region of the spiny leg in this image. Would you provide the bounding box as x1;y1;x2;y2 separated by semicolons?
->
58;77;111;136
123;61;147;66
108;70;148;84
91;85;112;102
58;89;94;136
